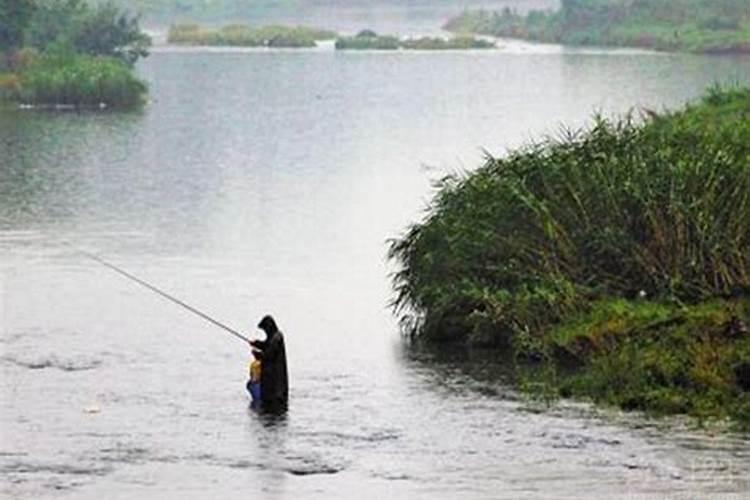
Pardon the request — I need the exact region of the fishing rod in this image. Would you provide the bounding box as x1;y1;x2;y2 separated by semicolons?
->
68;244;251;344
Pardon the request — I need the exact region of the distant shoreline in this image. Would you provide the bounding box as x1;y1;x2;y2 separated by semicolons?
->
444;2;750;55
166;24;496;51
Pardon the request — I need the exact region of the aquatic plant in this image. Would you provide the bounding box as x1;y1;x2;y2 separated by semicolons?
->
0;0;149;109
389;86;750;422
15;53;146;108
390;86;750;342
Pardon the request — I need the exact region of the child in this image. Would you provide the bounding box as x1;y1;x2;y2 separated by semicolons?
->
246;349;262;406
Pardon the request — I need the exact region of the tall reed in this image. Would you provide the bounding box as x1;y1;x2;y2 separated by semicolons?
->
17;54;147;108
389;87;750;344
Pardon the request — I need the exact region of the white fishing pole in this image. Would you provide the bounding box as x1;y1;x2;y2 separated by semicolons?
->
68;244;251;344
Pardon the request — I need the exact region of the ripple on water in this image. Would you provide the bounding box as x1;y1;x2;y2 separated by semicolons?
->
541;431;623;450
296;429;401;444
1;355;102;372
1;461;113;477
282;453;346;476
98;445;156;465
1;461;110;496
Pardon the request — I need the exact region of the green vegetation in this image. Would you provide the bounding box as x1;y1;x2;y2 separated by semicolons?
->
5;52;146;108
0;0;34;51
445;0;750;53
168;23;338;48
110;0;308;23
389;87;750;424
335;30;495;51
335;30;400;50
0;0;149;108
552;298;750;422
167;26;496;51
400;36;495;50
23;0;150;65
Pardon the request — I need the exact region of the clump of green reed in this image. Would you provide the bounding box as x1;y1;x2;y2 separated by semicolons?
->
17;53;146;108
167;23;337;48
389;87;750;345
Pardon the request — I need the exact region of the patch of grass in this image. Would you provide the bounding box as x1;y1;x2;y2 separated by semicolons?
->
557;298;750;424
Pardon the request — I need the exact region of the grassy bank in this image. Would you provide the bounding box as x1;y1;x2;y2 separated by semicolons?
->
445;0;750;53
1;52;146;109
389;87;750;425
552;298;750;422
168;24;338;48
335;30;495;50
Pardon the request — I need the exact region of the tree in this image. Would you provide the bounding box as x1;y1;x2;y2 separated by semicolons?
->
24;0;150;65
0;0;35;51
24;0;86;51
73;1;150;65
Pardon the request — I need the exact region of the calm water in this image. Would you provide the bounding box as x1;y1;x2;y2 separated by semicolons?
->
2;40;750;499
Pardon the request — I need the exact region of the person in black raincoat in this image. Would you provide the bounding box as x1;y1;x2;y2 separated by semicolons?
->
249;315;288;412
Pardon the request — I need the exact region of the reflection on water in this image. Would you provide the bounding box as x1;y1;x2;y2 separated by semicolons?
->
2;40;750;499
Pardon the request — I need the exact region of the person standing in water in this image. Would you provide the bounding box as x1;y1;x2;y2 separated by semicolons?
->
249;315;289;412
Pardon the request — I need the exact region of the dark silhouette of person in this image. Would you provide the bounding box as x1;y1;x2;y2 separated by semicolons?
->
249;315;288;412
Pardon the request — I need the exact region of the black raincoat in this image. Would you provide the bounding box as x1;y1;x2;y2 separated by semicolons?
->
250;316;289;411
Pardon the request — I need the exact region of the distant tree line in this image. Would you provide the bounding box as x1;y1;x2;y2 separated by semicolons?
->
444;0;750;53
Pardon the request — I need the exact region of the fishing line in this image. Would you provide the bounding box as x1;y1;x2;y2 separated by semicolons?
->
66;243;251;343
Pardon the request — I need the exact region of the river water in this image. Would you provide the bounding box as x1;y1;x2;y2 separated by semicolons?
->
2;19;750;500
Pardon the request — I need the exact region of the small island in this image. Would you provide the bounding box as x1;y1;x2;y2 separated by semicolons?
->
167;26;496;51
0;0;149;109
445;0;750;54
167;23;338;48
335;30;495;50
389;86;750;427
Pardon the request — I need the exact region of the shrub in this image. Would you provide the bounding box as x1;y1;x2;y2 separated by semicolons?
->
335;33;400;50
24;0;150;65
0;71;21;100
389;87;750;344
17;53;146;108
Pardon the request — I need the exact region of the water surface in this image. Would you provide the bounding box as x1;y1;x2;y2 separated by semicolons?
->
2;42;750;499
